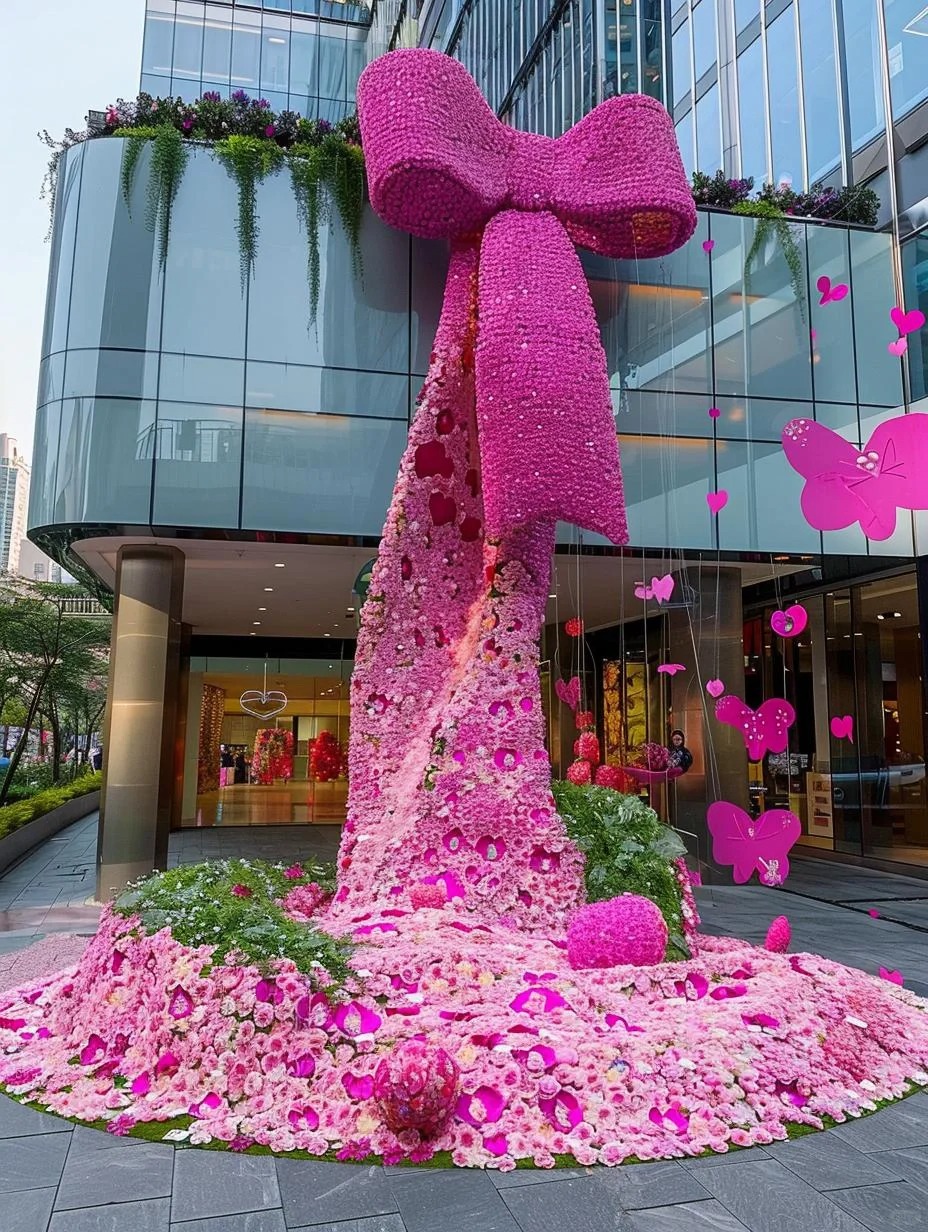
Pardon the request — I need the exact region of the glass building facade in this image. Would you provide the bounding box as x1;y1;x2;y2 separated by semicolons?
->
141;0;370;119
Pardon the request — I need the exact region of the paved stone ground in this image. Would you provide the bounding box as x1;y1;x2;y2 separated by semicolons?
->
2;815;928;1230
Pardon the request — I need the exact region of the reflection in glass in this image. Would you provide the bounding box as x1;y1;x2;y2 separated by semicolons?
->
799;1;841;183
765;9;802;189
902;233;928;402
691;0;717;81
671;16;691;106
231;13;261;90
152;402;242;528
734;0;758;32
318;33;347;102
142;11;175;76
290;29;318;95
841;0;885;149
882;0;928;121
736;39;767;187
56;397;157;525
202;5;233;83
172;6;204;80
695;83;721;176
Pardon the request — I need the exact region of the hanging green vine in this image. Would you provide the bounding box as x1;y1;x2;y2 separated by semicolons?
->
131;124;190;273
215;135;285;288
114;126;160;212
734;199;807;321
289;137;366;322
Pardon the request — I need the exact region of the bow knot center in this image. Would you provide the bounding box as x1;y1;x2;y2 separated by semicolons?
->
506;132;558;213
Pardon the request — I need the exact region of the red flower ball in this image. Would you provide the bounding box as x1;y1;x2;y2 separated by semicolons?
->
575;710;595;732
594;764;631;793
565;618;584;637
373;1039;459;1136
573;732;600;765
566;758;592;785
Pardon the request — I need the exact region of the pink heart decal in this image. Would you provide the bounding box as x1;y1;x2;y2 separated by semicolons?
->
706;678;725;698
769;604;808;638
634;574;675;604
706;490;728;514
658;663;686;676
715;696;795;761
890;306;926;335
888;337;908;357
816;275;848;306
879;967;903;985
830;714;854;742
868;909;881;918
702;239;715;253
708;406;721;419
707;800;802;886
554;675;581;710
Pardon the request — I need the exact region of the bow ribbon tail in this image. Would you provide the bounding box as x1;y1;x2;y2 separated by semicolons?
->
475;209;628;545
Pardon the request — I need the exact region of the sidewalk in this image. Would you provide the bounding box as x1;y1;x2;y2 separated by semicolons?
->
2;816;928;1230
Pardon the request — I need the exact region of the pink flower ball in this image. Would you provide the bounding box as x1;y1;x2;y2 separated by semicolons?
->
593;764;631;792
764;915;791;953
373;1039;459;1137
566;759;592;785
409;881;446;910
282;883;330;920
566;895;668;969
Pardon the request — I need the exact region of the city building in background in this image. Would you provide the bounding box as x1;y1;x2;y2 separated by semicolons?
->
0;435;30;575
26;1;928;892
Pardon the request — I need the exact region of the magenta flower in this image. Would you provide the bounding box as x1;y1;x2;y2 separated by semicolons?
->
264;124;276;138
332;1001;382;1037
286;1054;316;1079
456;1085;506;1127
79;1034;106;1065
231;883;252;898
283;863;304;879
168;986;193;1019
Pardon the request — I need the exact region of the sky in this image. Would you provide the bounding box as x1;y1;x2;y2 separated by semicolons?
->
0;1;144;461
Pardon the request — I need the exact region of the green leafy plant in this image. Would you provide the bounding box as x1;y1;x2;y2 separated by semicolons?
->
115;125;161;212
290;136;366;321
144;124;189;272
0;772;101;842
733;199;807;320
112;857;349;986
216;135;285;288
552;780;690;961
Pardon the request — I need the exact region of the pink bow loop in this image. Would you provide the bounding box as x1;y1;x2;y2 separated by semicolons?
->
358;50;696;259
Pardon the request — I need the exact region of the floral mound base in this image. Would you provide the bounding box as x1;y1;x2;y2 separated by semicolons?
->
2;906;928;1168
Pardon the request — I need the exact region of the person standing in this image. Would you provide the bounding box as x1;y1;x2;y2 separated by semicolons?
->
667;729;693;773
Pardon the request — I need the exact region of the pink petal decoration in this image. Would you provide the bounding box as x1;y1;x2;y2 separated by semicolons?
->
714;696;795;761
675;973;708;1000
708;406;721;419
288;1105;320;1131
830;715;854;742
342;1072;375;1100
286;1054;317;1079
79;1034;106;1065
775;1081;808;1108
868;909;881;918
554;676;581;709
706;679;725;698
604;1013;645;1033
510;987;568;1015
649;1102;689;1134
707;801;802;886
782;413;928;540
539;1089;583;1131
764;916;791;953
483;1132;509;1156
333;1002;382;1037
890;306;926;335
879;967;904;985
769;604;808;638
816;275;848;305
742;1012;781;1030
706;490;729;514
709;983;748;1001
168;986;193;1020
657;663;686;676
702;239;715;253
889;337;908;357
456;1085;506;1127
130;1072;150;1096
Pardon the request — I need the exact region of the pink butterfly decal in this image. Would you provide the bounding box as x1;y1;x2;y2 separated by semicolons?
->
714;696;795;761
816;275;848;306
782;414;928;541
707;800;801;887
634;574;675;604
657;663;686;676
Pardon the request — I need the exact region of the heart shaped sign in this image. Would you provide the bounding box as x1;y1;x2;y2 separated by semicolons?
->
769;604;807;638
554;676;581;710
240;690;288;720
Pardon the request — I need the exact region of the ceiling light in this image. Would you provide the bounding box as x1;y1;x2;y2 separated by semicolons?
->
250;632;256;636
264;587;274;592
548;594;557;599
258;607;267;611
268;36;286;43
253;621;261;626
876;610;903;620
324;632;331;637
274;562;285;568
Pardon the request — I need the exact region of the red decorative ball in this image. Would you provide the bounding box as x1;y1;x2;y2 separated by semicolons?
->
566;758;592;785
575;710;595;732
573;732;600;765
567;895;668;969
564;618;584;637
373;1039;459;1136
594;764;631;793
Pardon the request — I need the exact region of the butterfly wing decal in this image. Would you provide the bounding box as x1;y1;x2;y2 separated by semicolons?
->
755;699;796;756
708;801;801;886
751;809;802;885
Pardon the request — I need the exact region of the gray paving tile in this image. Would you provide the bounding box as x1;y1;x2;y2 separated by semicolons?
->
695;1159;869;1231
0;1093;73;1137
879;1144;928;1194
67;1125;146;1157
171;1152;280;1222
832;1096;928;1153
171;1212;287;1232
55;1140;174;1210
389;1170;522;1232
680;1148;772;1171
277;1161;397;1227
0;1131;70;1193
765;1133;903;1189
289;1219;407;1232
5;1186;56;1232
827;1182;927;1231
490;1166;588;1188
596;1160;710;1209
628;1200;751;1231
49;1198;171;1231
500;1174;632;1232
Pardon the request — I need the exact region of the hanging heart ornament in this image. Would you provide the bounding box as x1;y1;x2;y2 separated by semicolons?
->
240;690;288;720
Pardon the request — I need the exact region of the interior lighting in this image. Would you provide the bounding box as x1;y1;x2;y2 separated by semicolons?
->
264;587;274;592
253;621;261;626
258;607;267;612
876;611;903;620
274;562;286;568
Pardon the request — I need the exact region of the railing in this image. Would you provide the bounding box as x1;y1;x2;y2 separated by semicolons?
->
58;597;109;618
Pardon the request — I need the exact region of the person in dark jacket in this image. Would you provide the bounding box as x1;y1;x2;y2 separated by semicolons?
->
667;729;693;773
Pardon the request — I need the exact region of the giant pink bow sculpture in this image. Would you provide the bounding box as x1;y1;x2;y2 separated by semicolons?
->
360;50;695;544
330;50;696;932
